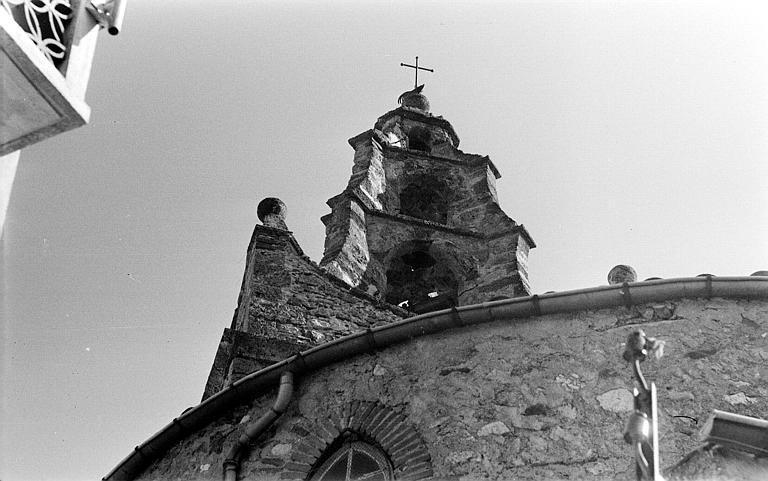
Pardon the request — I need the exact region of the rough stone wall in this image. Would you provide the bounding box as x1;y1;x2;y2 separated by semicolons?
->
203;225;406;399
140;297;768;480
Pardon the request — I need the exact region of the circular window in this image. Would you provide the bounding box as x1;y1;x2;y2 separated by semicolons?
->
310;441;393;481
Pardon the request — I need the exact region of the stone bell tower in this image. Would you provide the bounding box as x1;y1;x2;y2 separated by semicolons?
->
202;85;536;399
320;86;535;313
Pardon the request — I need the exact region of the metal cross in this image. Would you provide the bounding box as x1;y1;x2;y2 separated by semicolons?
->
400;56;434;88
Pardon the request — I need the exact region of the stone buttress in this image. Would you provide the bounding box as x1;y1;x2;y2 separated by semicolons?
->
202;199;406;400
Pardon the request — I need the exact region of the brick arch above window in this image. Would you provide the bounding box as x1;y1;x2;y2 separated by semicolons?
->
281;401;433;481
310;440;392;481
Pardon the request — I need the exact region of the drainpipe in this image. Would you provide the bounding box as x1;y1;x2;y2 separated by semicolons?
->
223;370;294;481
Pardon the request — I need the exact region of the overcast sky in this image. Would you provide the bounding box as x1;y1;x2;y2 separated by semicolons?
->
2;1;768;479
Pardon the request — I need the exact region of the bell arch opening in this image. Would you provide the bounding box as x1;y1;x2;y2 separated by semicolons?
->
384;242;459;314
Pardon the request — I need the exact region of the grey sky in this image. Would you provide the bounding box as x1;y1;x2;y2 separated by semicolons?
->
2;1;768;479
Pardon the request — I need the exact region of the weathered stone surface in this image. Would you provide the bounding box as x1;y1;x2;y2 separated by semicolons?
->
373;364;388;376
137;298;768;481
270;443;292;457
596;389;634;413
724;392;756;406
668;391;695;401
477;421;510;437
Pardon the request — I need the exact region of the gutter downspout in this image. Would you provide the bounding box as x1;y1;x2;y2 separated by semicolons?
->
223;370;294;481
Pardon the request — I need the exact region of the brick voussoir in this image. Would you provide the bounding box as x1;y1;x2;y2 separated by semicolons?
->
298;433;326;453
398;460;432;473
391;440;425;462
290;422;312;437
371;412;403;440
389;432;421;454
283;462;312;473
293;439;322;458
395;450;430;467
340;400;357;429
316;416;340;444
399;467;434;481
348;402;373;431
354;403;380;431
360;407;387;435
378;416;408;444
280;471;307;480
289;451;315;465
380;427;413;450
368;410;396;438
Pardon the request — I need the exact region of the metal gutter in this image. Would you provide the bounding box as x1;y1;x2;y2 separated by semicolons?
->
103;276;768;481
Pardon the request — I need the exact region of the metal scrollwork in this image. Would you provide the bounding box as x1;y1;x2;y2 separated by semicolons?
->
623;330;666;481
2;0;74;65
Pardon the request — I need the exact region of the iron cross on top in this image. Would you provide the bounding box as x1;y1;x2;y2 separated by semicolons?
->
400;56;434;88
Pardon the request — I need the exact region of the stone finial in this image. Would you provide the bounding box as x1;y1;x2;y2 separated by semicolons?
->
608;265;637;285
257;197;288;230
398;85;430;112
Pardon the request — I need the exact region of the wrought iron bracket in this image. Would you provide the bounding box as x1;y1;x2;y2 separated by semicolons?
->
623;330;666;481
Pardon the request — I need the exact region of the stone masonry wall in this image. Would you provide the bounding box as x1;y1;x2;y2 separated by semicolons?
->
241;227;405;340
141;297;768;480
203;225;406;399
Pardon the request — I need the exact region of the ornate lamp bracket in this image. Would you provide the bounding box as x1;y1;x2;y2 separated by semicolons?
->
622;330;666;481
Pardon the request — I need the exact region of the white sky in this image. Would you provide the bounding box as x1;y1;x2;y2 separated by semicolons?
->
2;1;768;479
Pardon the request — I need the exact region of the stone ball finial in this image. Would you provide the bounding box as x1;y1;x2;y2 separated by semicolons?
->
608;265;637;285
257;197;288;229
398;85;430;112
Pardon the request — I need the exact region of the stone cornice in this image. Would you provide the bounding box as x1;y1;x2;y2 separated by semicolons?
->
327;189;529;243
373;106;460;147
346;129;501;180
382;144;501;179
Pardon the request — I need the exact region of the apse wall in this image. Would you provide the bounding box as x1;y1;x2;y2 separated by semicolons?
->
135;296;768;480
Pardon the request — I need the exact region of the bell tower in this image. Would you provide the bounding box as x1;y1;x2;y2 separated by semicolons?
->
202;84;536;399
320;86;535;313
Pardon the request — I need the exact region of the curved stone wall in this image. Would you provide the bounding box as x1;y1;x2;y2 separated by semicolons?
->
137;297;768;480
